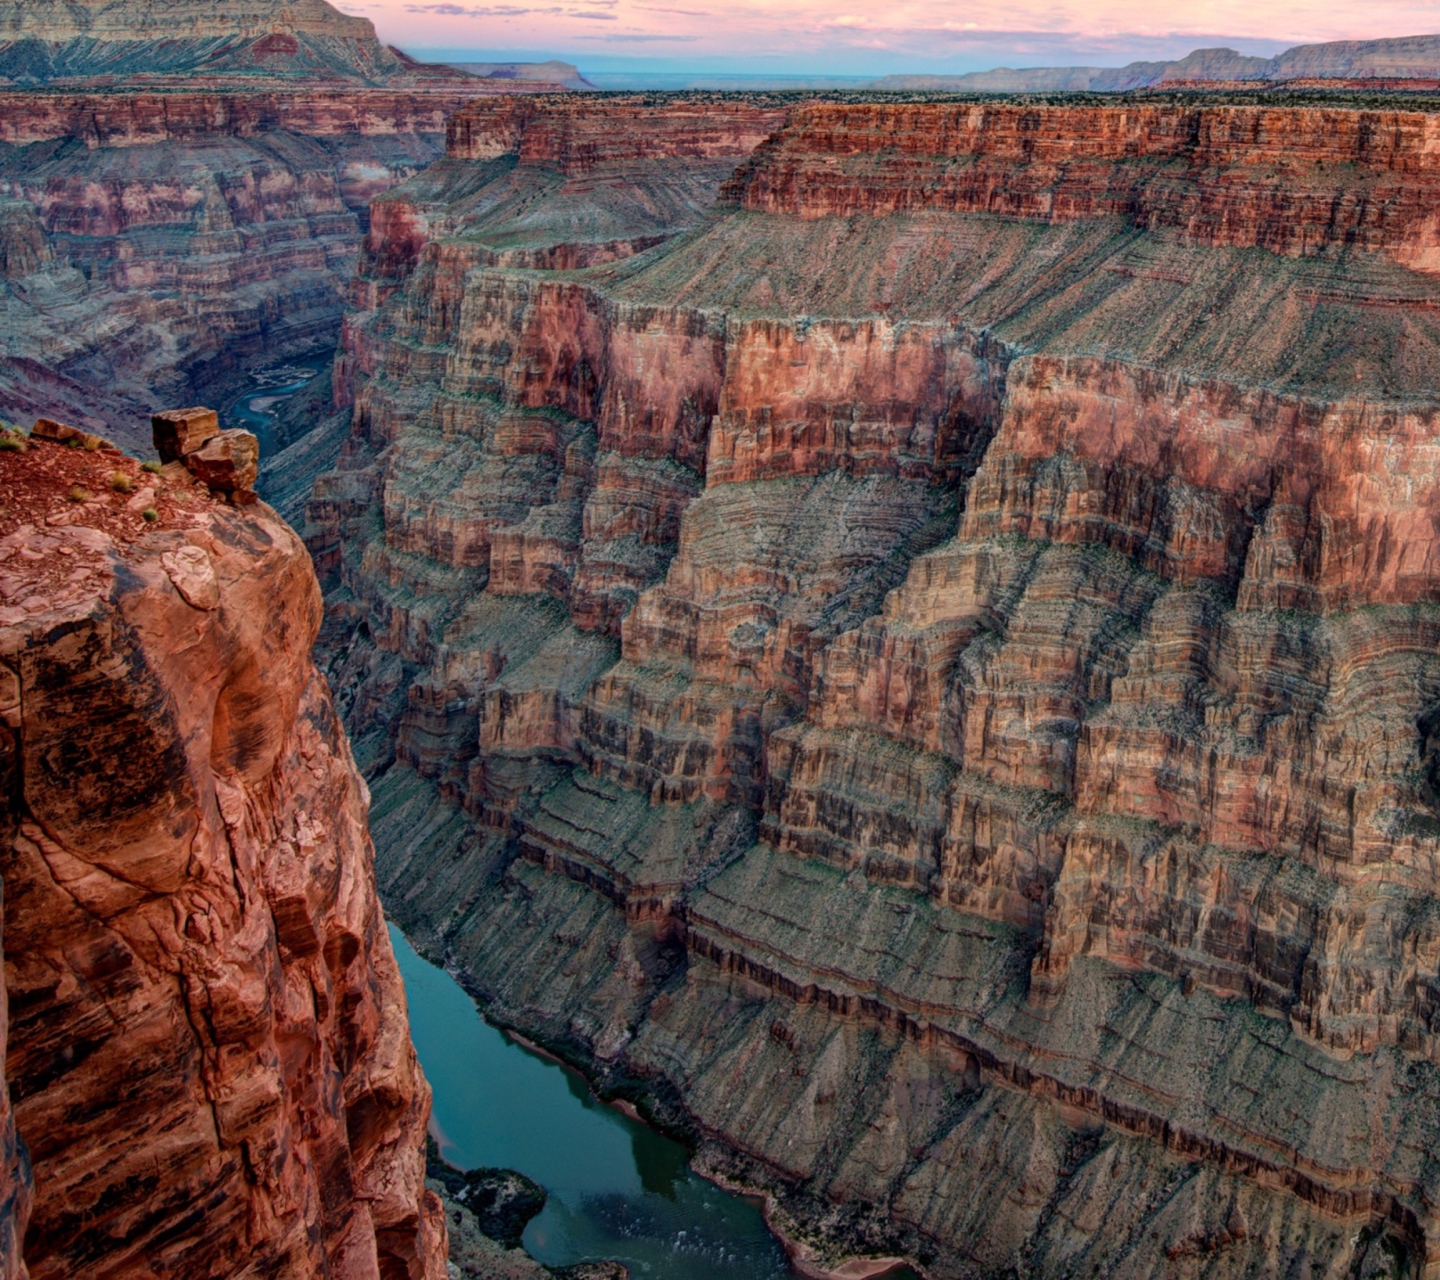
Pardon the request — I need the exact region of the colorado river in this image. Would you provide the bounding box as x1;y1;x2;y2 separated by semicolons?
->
223;364;323;454
389;923;843;1280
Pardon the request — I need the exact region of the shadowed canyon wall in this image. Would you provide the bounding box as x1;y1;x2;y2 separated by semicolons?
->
0;0;584;453
0;86;499;452
308;94;1440;1278
0;435;445;1278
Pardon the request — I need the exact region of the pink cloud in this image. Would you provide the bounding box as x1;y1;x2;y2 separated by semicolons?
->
367;0;1440;66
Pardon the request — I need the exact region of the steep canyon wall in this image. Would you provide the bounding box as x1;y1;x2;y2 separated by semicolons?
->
0;433;446;1278
0;83;586;452
312;95;1440;1278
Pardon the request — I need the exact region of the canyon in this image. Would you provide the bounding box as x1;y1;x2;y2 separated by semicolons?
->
0;0;571;452
0;425;447;1278
295;90;1440;1279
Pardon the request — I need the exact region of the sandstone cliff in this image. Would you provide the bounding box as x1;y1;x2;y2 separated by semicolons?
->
312;94;1440;1277
0;429;445;1278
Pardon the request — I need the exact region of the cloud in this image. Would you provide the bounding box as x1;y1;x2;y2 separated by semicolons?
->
373;1;1439;72
570;9;618;17
404;2;563;12
576;31;702;40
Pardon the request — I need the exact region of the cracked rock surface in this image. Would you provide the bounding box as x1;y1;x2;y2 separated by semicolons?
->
0;440;447;1279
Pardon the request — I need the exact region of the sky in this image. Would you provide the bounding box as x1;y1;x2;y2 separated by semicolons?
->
334;0;1440;77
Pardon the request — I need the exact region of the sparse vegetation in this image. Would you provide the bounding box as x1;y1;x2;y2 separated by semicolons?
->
142;507;159;522
111;473;134;493
68;485;91;503
82;437;101;451
141;460;163;474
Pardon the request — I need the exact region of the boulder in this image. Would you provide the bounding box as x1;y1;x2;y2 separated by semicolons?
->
184;428;259;494
151;406;218;463
29;417;117;453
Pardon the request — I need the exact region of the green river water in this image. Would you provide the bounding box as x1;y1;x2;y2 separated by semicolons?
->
389;924;920;1280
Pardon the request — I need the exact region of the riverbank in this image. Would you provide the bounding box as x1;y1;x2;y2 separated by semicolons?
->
390;923;819;1280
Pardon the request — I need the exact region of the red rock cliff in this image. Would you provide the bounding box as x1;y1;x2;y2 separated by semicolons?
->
0;434;445;1278
726;101;1440;270
446;94;787;169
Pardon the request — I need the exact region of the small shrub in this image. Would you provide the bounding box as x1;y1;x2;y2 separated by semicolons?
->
82;437;101;452
111;473;134;493
68;485;91;503
0;437;24;453
141;460;162;474
64;436;82;449
142;507;159;522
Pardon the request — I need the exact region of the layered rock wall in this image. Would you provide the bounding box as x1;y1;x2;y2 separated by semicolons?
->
729;101;1440;269
0;433;444;1278
0;88;476;145
313;95;1440;1278
0;87;492;449
0;0;403;84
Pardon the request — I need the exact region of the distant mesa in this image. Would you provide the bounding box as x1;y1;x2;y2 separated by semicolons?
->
0;0;475;85
870;32;1440;91
447;60;595;92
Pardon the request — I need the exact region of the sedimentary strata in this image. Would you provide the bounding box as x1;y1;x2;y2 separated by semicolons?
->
0;85;496;450
0;0;581;450
1;0;411;85
0;427;446;1278
312;94;1440;1277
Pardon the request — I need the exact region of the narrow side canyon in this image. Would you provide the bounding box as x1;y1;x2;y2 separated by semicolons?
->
303;92;1440;1279
0;0;578;452
0;86;484;451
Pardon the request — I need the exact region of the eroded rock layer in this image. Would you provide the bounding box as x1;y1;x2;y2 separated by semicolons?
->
0;86;507;451
1;0;405;85
0;437;445;1279
313;94;1440;1278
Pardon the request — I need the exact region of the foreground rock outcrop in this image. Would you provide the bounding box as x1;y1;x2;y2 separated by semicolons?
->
311;92;1440;1278
0;428;445;1277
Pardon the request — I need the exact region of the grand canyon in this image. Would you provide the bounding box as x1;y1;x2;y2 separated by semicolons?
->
7;2;1440;1278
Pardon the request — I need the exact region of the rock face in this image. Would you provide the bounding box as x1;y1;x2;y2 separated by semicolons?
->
311;94;1440;1278
728;101;1440;268
0;433;446;1278
0;86;493;451
0;903;29;1280
0;0;403;85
